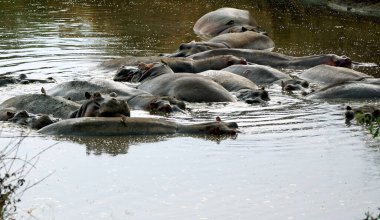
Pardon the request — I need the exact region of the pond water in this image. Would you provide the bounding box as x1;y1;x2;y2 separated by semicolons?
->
1;0;380;219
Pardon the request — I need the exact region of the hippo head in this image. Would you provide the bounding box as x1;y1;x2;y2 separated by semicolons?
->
149;96;186;114
138;62;174;82
114;66;142;83
225;55;247;66
326;55;352;68
167;41;227;57
8;110;30;126
98;98;131;117
236;88;270;104
8;110;56;129
281;79;309;91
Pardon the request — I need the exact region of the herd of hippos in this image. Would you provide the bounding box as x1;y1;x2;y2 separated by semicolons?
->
0;7;379;136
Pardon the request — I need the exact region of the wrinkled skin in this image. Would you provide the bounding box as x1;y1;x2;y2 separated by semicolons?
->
0;73;55;86
167;32;274;57
47;79;186;114
198;70;270;103
160;55;247;73
299;64;372;86
0;94;80;119
39;117;238;136
189;49;352;68
6;110;58;130
193;7;262;39
133;63;235;103
307;80;380;99
70;92;131;118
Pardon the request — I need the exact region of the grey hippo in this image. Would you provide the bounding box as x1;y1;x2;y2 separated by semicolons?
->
47;79;186;114
115;62;235;103
193;7;264;39
189;48;352;68
167;31;275;57
4;109;59;130
0;73;55;86
198;70;269;104
299;64;372;86
39;117;238;136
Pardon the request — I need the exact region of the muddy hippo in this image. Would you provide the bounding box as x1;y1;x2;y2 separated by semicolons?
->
160;55;247;73
307;80;380;100
198;70;269;103
189;49;352;68
6;110;58;130
0;73;55;86
47;79;186;113
167;32;275;57
193;7;263;39
69;92;131;118
39;117;238;136
299;65;372;86
0;94;80;119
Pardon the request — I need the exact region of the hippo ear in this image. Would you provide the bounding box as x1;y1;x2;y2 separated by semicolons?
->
6;111;15;119
85;92;91;99
261;86;265;91
241;26;248;32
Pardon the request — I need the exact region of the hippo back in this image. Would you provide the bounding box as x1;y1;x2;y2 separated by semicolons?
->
299;65;371;86
307;81;380;99
193;8;258;39
222;64;290;86
209;31;275;50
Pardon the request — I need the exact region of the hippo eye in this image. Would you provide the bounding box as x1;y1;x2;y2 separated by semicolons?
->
226;20;235;25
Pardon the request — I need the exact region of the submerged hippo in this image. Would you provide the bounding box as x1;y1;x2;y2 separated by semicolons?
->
222;64;309;91
47;79;186;113
193;7;263;39
189;49;352;68
160;55;247;73
0;73;55;86
299;64;372;86
69;92;131;118
345;105;380;122
0;94;80;119
39;117;238;136
307;80;380;100
6;110;58;130
198;70;269;103
167;32;275;57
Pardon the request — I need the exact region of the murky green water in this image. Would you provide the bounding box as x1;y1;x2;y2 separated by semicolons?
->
1;1;380;219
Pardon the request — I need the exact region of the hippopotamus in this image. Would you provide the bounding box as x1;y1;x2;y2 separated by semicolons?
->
193;7;263;39
222;64;309;90
299;65;372;86
39;117;238;136
69;92;130;118
0;73;55;86
345;105;380;122
307;80;380;100
160;55;247;73
134;63;235;102
100;56;163;69
6;110;58;130
47;79;186;113
189;49;352;68
167;32;275;57
0;94;80;119
198;70;269;104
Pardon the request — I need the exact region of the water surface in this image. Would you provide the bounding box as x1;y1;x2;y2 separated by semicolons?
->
0;1;380;219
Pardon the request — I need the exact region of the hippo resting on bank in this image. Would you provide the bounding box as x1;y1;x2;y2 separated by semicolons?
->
198;70;269;103
39;117;238;136
166;32;275;57
47;79;186;113
222;64;309;92
135;63;235;102
193;7;264;39
307;79;380;100
299;65;372;86
189;49;352;69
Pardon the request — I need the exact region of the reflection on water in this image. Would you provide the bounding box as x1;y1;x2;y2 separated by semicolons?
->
0;0;380;219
